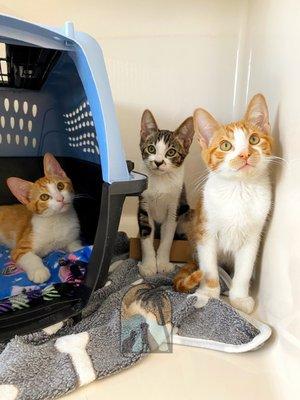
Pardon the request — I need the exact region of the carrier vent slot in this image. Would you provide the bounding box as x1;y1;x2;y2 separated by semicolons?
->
0;43;61;90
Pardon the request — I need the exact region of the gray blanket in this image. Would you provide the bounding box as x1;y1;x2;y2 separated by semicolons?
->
0;257;268;400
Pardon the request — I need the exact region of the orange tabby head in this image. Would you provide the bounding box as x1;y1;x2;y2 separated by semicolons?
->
7;153;74;216
193;94;272;178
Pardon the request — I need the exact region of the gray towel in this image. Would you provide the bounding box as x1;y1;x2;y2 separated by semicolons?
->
0;258;270;400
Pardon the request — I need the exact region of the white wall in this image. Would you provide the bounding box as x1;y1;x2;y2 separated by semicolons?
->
1;1;299;395
242;0;300;394
0;0;248;231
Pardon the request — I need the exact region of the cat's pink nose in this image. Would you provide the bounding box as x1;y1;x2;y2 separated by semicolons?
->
239;150;250;160
56;195;64;202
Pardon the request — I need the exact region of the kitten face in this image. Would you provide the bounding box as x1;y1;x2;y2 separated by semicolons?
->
194;94;272;178
7;153;74;217
140;110;194;175
27;176;74;216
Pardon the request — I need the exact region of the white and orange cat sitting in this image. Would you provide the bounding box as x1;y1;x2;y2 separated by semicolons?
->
0;153;82;284
174;94;273;314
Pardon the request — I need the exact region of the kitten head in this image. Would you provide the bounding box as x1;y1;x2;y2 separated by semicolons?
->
193;94;272;179
7;153;74;217
140;110;194;174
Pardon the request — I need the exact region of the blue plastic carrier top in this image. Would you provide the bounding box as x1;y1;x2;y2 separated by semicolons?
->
0;14;129;184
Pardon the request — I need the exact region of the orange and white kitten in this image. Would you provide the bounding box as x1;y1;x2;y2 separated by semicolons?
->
0;153;82;284
177;94;272;314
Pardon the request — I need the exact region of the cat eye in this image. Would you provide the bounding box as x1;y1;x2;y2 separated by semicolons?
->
249;134;260;145
219;140;232;151
57;182;65;191
166;148;176;157
147;145;156;154
40;193;50;201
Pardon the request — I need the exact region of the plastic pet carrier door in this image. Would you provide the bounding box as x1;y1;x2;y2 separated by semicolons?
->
0;15;146;340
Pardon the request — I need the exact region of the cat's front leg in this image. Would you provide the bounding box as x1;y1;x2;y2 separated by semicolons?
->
156;212;177;274
67;240;83;253
138;201;157;277
230;235;260;314
196;236;220;298
16;251;51;284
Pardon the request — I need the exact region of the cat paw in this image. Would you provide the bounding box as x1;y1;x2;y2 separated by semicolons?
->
27;266;51;284
230;296;255;314
196;284;220;299
157;259;174;275
138;260;157;277
67;241;82;252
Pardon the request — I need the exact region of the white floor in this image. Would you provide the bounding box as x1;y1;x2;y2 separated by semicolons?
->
62;338;281;400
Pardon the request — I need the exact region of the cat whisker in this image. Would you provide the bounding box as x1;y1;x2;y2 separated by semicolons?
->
74;194;96;200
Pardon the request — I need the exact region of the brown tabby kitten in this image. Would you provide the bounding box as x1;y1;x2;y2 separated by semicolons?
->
138;110;194;277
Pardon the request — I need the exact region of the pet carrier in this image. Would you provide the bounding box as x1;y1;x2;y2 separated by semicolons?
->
0;15;146;340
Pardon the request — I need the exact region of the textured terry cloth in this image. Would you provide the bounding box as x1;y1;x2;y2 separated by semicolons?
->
0;258;271;400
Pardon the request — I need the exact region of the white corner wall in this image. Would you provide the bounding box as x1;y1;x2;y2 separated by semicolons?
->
1;1;299;397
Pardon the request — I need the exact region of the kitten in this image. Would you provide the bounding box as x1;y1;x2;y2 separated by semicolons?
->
174;94;272;314
0;153;82;284
138;110;194;276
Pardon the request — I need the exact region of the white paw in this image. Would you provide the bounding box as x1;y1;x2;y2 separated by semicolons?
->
196;284;220;299
156;258;174;274
230;296;255;314
67;241;83;252
138;259;157;277
27;266;51;284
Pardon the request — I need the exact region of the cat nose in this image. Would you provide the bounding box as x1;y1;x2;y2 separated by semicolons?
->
239;150;250;160
154;160;164;167
57;195;64;202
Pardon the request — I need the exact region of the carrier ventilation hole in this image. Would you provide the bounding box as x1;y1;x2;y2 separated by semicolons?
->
0;116;5;128
23;101;28;114
28;120;32;132
19;118;23;130
0;134;2;144
32;138;37;148
32;104;37;117
14;100;19;113
15;134;19;145
6;133;11;144
4;98;9;111
24;136;28;146
10;117;15;129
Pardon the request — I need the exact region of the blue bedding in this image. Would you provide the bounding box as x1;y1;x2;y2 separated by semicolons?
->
0;245;92;313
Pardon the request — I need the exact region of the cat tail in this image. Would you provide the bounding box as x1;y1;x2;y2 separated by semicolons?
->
173;261;203;293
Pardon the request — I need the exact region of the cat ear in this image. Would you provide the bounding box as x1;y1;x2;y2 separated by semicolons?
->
244;93;270;134
193;108;221;149
175;117;194;151
43;153;67;178
141;110;158;140
7;177;33;205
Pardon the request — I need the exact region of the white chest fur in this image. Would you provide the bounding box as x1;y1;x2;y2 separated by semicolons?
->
142;167;184;223
204;174;271;252
31;208;80;257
